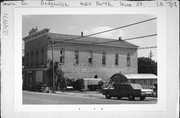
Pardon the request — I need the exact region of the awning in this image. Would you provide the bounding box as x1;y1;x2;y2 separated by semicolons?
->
123;74;157;80
23;68;47;71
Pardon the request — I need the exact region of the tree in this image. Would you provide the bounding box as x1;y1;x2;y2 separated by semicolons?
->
55;62;66;91
138;57;157;75
47;60;65;91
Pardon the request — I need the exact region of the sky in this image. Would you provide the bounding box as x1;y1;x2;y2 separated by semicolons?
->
22;15;157;61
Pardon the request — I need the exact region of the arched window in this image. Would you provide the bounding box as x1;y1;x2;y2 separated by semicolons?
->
102;51;106;65
36;50;39;65
115;53;119;65
31;51;33;66
88;51;93;64
26;52;29;66
60;48;65;64
41;48;44;64
74;49;79;65
127;53;131;67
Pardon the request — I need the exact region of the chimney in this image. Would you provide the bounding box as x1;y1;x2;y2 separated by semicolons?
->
81;32;83;37
118;37;122;40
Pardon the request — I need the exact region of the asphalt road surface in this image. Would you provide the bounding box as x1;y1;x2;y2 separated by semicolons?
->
23;91;157;104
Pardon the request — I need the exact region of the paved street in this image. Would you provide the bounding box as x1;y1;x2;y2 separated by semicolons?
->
23;91;157;104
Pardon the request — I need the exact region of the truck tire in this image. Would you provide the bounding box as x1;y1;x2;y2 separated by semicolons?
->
140;96;145;101
105;93;111;99
128;94;135;100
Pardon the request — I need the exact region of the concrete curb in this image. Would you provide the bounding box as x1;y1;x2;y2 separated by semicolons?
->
55;91;103;98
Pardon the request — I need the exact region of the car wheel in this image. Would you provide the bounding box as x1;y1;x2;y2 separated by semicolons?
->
128;94;135;100
140;96;145;101
105;93;111;99
117;97;122;99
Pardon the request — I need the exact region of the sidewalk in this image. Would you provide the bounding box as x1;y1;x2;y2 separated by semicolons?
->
55;90;104;98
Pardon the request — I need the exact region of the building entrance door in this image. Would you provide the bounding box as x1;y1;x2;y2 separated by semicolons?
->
27;72;33;88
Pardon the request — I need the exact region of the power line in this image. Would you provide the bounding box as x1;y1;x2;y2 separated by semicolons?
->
123;34;157;41
53;17;157;43
23;34;157;53
148;50;153;59
90;34;157;45
52;34;157;49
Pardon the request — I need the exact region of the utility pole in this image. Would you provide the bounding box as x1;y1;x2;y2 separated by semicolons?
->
149;50;153;60
50;38;55;93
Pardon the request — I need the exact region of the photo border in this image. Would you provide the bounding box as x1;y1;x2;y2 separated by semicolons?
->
14;7;166;112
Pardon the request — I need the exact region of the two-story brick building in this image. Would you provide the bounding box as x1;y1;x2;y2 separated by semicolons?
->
23;28;138;89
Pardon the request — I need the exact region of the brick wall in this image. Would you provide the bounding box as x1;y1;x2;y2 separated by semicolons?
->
47;43;138;81
24;35;49;68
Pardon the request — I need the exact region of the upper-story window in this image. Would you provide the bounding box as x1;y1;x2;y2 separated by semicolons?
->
74;50;79;65
60;48;65;64
115;54;119;65
88;51;93;64
127;53;131;67
36;50;39;65
31;51;33;66
102;51;106;65
26;52;29;66
41;48;44;64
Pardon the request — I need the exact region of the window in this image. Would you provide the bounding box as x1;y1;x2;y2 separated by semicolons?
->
88;51;93;64
41;48;44;64
26;52;29;66
31;51;33;66
60;48;65;64
74;50;79;65
123;85;128;89
131;80;135;83
102;51;106;65
115;54;119;65
127;53;131;67
36;50;39;65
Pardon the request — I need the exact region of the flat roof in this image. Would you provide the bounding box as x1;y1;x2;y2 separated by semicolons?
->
123;74;157;79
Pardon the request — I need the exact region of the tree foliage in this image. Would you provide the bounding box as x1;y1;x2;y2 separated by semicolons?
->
47;60;65;90
138;57;157;75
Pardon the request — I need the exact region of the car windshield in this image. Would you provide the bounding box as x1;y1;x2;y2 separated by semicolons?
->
131;84;142;89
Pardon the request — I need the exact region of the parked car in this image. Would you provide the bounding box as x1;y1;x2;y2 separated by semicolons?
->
102;83;156;101
40;84;51;93
153;83;157;97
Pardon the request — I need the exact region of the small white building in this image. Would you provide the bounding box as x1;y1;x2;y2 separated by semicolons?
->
124;74;157;89
108;73;157;89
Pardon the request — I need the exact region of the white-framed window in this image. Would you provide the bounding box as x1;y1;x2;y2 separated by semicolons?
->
60;48;65;64
41;48;44;64
127;53;131;67
31;51;33;66
115;53;119;65
26;52;29;66
88;51;93;64
74;49;79;65
36;50;39;65
102;51;106;65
